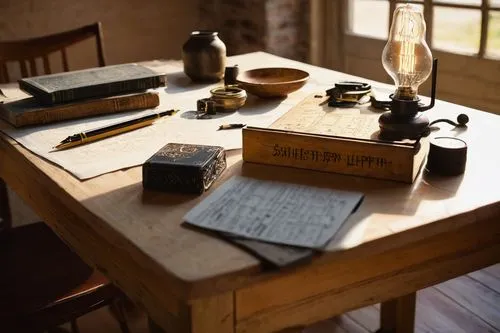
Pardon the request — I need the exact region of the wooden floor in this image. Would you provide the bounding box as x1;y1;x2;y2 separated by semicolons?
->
69;264;500;333
7;191;500;333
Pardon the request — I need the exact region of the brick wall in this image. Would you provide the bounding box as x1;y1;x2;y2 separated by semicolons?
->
198;0;310;61
265;0;310;61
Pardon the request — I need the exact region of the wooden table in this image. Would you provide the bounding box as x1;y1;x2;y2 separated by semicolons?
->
1;52;499;333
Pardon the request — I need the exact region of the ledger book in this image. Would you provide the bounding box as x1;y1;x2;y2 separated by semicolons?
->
18;63;167;105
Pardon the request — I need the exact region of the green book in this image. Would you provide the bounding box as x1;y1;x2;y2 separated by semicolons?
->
18;63;166;105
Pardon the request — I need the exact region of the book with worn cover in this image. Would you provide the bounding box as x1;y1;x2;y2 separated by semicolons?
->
0;91;160;127
142;143;226;194
18;63;167;105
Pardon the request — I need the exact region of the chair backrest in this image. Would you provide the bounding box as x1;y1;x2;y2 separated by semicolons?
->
0;22;106;83
0;23;106;236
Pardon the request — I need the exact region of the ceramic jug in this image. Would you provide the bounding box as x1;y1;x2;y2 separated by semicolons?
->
182;31;226;82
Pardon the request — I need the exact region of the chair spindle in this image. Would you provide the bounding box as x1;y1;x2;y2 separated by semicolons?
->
29;58;38;77
20;60;29;78
61;48;69;72
0;62;8;83
42;55;52;75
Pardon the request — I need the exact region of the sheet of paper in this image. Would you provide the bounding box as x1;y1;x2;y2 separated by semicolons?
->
0;53;397;180
225;234;314;268
0;83;30;103
183;176;364;249
0;60;309;180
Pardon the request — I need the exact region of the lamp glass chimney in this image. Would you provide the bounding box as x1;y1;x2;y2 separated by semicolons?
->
382;4;432;100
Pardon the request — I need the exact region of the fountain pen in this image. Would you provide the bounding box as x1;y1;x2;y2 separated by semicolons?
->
53;109;178;150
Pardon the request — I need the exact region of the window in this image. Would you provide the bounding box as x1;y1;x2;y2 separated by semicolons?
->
310;0;500;113
348;0;500;59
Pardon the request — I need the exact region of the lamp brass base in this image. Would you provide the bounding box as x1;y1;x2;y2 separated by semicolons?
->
378;111;430;140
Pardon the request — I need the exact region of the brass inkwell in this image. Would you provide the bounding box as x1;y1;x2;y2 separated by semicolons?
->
209;85;247;111
197;66;246;116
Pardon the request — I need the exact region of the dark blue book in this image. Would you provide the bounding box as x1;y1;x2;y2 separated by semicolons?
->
18;63;166;105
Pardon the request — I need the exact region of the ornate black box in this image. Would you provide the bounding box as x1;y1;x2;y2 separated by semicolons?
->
142;143;226;194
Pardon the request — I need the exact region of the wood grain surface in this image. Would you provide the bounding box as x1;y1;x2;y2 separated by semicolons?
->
1;52;499;333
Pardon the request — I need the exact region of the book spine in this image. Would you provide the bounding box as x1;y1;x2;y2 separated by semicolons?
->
52;75;165;104
18;80;54;105
16;93;160;127
242;127;427;183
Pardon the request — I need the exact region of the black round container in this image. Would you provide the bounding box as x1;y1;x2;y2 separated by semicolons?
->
426;137;467;176
182;31;226;83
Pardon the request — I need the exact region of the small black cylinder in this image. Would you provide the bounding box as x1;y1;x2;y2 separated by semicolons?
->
426;137;467;176
224;66;239;86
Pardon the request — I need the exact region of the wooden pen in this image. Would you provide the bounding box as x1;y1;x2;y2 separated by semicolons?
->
53;109;178;150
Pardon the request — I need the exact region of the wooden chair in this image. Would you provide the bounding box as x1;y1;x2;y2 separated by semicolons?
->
0;23;129;333
0;22;106;83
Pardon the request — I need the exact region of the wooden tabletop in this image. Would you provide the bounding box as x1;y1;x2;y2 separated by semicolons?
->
1;52;500;332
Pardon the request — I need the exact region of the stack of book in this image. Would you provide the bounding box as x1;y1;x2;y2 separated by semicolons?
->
0;63;166;127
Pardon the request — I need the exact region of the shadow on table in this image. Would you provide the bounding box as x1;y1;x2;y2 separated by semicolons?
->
238;94;287;116
240;160;463;216
80;152;465;274
82;151;464;244
164;71;215;94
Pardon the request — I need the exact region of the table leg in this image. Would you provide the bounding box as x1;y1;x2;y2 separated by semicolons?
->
377;292;416;333
148;292;234;333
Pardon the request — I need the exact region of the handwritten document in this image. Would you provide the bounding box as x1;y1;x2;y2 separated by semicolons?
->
183;176;364;249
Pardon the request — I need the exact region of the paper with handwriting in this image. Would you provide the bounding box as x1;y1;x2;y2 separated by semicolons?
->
183;176;364;249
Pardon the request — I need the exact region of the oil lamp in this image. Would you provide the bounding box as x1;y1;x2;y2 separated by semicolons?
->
379;4;436;140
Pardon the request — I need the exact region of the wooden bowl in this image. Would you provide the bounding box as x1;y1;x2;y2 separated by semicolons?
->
236;67;309;98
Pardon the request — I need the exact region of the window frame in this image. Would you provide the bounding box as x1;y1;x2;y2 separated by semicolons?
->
308;0;500;114
309;0;500;85
346;0;500;59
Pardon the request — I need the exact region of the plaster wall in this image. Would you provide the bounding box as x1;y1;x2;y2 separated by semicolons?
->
0;0;201;68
